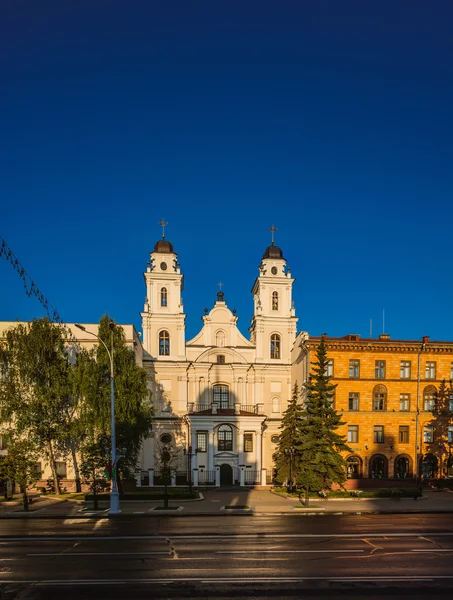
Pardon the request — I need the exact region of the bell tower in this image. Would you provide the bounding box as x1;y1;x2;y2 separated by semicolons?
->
249;225;298;363
141;219;186;359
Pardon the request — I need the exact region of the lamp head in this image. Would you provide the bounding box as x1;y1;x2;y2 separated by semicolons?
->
74;323;86;331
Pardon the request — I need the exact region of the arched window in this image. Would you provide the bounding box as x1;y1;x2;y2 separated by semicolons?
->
272;397;280;413
218;424;233;451
369;454;388;479
423;385;437;411
213;384;229;409
159;330;170;356
160;287;168;307
272;291;278;310
270;334;281;359
395;455;411;478
373;384;387;411
346;456;361;479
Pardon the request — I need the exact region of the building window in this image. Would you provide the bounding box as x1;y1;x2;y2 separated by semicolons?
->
373;385;387;411
56;461;67;478
197;432;207;453
374;426;384;444
449;393;453;412
349;360;360;378
159;330;170;356
272;397;280;413
348;425;358;443
244;432;254;452
349;393;359;411
425;362;436;379
160;433;172;444
400;361;411;379
448;427;453;444
272;291;278;310
399;426;409;443
217;355;225;364
160;287;168;307
213;384;229;409
270;334;281;359
325;359;334;377
423;386;437;412
375;360;386;379
451;363;453;380
424;425;434;443
400;394;410;411
218;424;233;451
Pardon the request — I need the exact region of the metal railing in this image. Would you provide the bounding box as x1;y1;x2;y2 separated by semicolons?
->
198;470;216;484
191;404;211;413
244;470;261;484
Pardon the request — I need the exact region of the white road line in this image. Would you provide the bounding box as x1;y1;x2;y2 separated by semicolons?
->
217;550;365;554
0;576;451;585
411;548;453;552
4;532;453;542
27;551;169;557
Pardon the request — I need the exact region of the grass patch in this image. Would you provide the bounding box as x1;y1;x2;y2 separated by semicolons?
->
225;505;250;509
46;493;86;501
273;486;422;499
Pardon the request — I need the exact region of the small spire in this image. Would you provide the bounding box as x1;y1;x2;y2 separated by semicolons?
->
217;281;224;291
216;282;225;302
158;218;168;239
269;224;277;245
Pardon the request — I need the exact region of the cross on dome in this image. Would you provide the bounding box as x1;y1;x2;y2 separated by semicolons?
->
218;282;224;291
269;224;277;244
158;218;168;239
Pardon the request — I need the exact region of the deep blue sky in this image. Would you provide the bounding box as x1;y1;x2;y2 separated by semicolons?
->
1;1;452;342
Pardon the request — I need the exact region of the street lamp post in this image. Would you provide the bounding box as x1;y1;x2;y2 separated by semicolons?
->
75;322;120;515
284;447;295;493
184;445;198;493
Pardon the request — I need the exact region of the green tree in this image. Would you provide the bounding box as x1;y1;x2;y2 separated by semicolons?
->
0;438;41;510
296;337;351;506
0;319;73;495
79;434;110;510
274;383;304;490
77;315;153;487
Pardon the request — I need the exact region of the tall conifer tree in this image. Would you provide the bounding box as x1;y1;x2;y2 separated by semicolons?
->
274;382;304;489
296;337;351;505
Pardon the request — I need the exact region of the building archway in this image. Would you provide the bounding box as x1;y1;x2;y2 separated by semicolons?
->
346;456;362;479
395;454;412;479
219;463;233;486
369;454;388;479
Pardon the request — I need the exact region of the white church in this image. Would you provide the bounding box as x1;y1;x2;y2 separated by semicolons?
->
138;228;299;486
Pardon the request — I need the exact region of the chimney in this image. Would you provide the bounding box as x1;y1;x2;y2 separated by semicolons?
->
422;336;430;344
379;334;390;340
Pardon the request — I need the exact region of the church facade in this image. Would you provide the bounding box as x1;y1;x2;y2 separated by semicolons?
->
138;234;299;485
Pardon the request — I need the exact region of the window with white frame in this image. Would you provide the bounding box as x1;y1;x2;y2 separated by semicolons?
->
218;424;233;451
160;287;168;307
424;386;437;411
349;392;359;411
348;425;358;443
325;359;334;377
270;334;281;359
374;425;384;443
375;360;386;379
448;427;453;444
56;461;67;478
424;425;434;443
425;362;436;379
399;426;409;443
400;361;411;379
159;330;170;356
373;385;387;411
349;360;360;378
400;394;410;411
213;384;229;409
197;432;207;453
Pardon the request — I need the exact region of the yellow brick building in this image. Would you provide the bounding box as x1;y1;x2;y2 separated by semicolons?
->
293;333;453;482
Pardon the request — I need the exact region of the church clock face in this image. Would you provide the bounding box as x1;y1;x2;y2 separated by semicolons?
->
160;262;167;271
271;266;278;275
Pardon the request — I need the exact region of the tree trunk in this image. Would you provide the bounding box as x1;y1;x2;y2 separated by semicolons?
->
47;441;61;495
71;446;82;493
20;484;29;511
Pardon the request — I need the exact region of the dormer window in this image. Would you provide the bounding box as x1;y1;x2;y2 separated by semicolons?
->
272;291;278;310
160;287;168;307
217;355;225;364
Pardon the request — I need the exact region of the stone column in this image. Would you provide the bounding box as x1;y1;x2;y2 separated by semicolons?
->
215;466;220;487
193;469;199;486
240;466;245;487
148;468;154;487
261;468;267;486
208;430;215;471
255;431;262;474
238;429;244;466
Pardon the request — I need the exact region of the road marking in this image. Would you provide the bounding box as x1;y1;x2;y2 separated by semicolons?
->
411;548;453;552
0;576;450;585
4;532;453;542
217;550;365;554
27;552;169;557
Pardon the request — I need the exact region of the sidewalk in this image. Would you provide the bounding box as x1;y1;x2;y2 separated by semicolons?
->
1;489;453;517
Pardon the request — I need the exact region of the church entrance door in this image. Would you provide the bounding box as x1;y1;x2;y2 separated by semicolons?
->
219;464;233;486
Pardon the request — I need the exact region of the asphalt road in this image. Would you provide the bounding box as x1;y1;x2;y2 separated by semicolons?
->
3;514;453;599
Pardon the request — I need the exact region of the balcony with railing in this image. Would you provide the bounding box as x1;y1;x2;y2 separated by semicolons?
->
188;403;265;415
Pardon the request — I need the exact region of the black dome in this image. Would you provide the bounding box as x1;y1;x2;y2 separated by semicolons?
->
154;239;174;253
262;244;284;259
